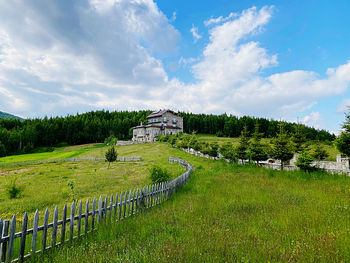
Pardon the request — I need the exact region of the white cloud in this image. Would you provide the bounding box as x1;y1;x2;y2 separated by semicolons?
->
190;24;202;42
1;2;350;132
300;112;322;129
204;12;238;26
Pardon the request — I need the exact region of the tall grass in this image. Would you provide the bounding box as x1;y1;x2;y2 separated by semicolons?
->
35;148;350;262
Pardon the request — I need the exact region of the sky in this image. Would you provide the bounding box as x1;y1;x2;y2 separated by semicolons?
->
0;0;350;133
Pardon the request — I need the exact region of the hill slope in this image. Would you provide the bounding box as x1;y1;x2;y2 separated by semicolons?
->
0;111;23;120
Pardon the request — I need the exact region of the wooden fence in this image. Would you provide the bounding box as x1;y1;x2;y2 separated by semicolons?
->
0;156;142;168
0;157;192;263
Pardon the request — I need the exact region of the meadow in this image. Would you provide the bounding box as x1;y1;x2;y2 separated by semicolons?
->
0;143;185;221
2;140;350;262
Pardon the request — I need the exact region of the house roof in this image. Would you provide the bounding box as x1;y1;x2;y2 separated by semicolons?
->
132;124;182;130
147;109;179;118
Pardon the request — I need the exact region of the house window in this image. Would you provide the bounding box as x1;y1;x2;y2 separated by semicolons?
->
163;117;167;122
172;118;177;124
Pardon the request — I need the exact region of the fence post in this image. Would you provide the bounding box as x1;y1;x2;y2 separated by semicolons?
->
118;192;123;221
98;196;103;223
77;200;82;237
42;208;49;253
5;215;16;263
110;194;113;220
92;198;96;230
69;201;76;243
114;193;118;217
52;206;58;249
61;205;67;245
85;200;89;235
123;191;127;219
127;190;132;217
1;220;9;262
19;212;28;261
131;189;135;215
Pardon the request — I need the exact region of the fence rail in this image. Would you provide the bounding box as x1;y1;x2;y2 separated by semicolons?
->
0;156;142;168
0;157;192;263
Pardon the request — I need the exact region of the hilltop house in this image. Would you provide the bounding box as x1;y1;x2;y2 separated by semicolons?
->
132;110;183;142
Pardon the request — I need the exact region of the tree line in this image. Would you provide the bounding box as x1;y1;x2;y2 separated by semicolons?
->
0;110;336;157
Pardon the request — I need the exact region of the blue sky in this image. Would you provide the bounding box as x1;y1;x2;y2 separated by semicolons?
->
0;0;349;133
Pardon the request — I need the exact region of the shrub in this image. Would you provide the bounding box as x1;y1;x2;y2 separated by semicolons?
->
295;151;314;172
6;178;24;199
216;131;224;137
150;166;170;183
105;146;118;168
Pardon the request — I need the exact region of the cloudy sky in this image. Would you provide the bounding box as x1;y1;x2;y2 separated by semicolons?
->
0;0;350;133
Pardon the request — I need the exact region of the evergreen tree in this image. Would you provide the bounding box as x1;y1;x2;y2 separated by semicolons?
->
236;126;250;163
271;123;295;170
105;146;117;168
336;109;350;157
249;122;268;165
311;142;329;161
295;150;314;172
292;125;307;153
220;142;236;162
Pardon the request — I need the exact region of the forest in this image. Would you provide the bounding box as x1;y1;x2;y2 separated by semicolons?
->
0;110;335;157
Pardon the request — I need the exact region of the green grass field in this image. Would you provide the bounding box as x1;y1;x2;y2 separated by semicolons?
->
0;143;185;221
13;142;347;262
2;140;350;262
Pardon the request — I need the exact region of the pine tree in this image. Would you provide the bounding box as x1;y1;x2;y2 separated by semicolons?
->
105;146;117;168
249;122;268;165
292;125;307;153
312;142;328;161
220;142;236;162
336;109;350;157
271;123;295;170
236;126;250;163
295;150;314;172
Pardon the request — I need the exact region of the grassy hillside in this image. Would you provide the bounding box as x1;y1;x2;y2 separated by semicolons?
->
0;143;185;219
13;142;348;262
0;110;23;120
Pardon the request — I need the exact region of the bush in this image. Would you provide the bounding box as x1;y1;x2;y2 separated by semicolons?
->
105;146;118;168
295;151;315;172
6;178;24;199
216;131;224;137
150;166;170;183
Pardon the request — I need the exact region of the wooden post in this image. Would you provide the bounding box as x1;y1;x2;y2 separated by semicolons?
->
131;189;135;215
104;195;108;219
123;191;127;219
118;192;123;221
110;194;113;220
69;201;76;243
98;196;102;224
61;205;67;245
114;193;118;217
77;200;82;237
51;206;58;249
127;190;132;217
135;189;139;213
19;212;28;261
92;198;96;230
42;208;49;253
85;200;89;235
31;210;39;256
5;215;16;263
1;220;9;262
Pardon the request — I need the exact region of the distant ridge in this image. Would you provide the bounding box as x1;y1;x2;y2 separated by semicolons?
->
0;111;23;120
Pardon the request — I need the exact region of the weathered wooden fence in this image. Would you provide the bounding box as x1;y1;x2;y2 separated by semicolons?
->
0;156;142;168
0;157;192;262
